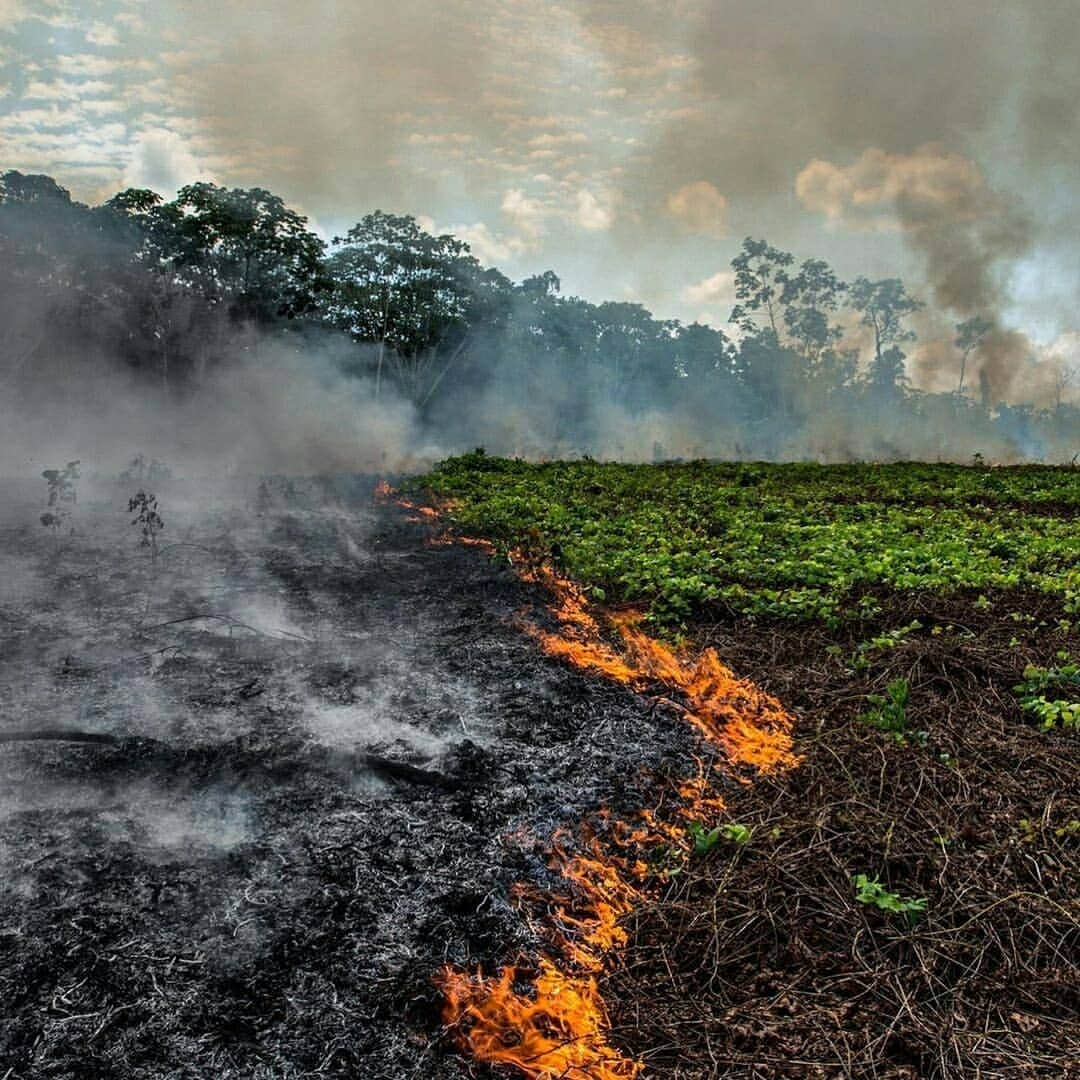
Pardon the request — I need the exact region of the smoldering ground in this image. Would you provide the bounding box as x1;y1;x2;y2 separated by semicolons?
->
0;465;727;1077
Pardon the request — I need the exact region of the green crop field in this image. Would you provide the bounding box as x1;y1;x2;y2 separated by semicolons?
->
416;454;1080;627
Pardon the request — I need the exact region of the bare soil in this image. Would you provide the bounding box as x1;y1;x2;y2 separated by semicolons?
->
606;591;1080;1078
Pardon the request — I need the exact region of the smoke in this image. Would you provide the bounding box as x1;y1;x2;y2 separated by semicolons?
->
796;145;1037;401
0;330;426;480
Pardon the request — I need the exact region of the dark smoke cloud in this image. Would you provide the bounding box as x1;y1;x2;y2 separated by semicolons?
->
576;0;1012;206
795;143;1035;400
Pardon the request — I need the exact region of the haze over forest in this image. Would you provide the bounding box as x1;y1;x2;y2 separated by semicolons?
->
1;1;1078;467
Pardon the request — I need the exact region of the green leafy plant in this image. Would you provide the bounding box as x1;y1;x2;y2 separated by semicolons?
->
850;621;922;670
1013;657;1080;732
857;679;927;745
686;820;752;855
852;873;927;922
413;457;1080;630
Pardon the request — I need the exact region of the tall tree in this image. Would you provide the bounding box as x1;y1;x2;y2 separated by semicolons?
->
954;315;992;397
729;237;794;343
779;257;847;366
166;183;326;321
322;212;510;403
674;322;737;384
848;277;923;393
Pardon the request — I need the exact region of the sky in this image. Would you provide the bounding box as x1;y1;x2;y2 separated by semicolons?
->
2;0;1079;388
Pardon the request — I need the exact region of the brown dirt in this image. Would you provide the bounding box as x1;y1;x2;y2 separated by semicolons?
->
604;591;1080;1078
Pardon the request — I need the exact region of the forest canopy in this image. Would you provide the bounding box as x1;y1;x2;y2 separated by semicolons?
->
1;168;1076;463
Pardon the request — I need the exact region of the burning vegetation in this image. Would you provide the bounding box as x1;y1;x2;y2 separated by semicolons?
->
380;485;799;1077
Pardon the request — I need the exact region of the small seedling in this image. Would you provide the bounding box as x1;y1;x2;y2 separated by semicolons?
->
40;460;80;541
852;874;927;923
850;621;921;671
857;678;927;745
686;820;752;856
128;490;164;564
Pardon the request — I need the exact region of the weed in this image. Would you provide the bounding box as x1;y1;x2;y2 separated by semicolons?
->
852;874;927;923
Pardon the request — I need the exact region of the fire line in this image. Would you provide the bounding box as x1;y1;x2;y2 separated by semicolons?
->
377;483;799;1078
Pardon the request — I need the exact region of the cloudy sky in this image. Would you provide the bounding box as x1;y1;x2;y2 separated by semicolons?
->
2;0;1079;378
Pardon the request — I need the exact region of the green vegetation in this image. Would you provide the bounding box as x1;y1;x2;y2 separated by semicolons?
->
687;820;753;856
848;621;923;670
1013;655;1080;731
417;454;1080;627
857;679;928;746
852;874;928;923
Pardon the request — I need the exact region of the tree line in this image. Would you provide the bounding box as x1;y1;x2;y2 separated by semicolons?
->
0;169;1075;460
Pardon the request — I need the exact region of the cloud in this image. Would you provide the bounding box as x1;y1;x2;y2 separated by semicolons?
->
121;128;208;194
795;146;988;230
406;132;475;146
666;179;727;237
501;187;546;241
0;0;26;30
684;269;735;307
23;78;112;101
450;221;517;265
575;188;613;231
54;53;131;78
528;131;588;147
85;22;120;47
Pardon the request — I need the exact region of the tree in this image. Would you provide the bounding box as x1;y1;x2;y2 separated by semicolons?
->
729;237;794;342
954;315;992;397
592;301;678;404
322;212;510;403
0;170;73;205
849;277;923;394
1051;363;1075;413
674;322;737;384
166;183;326;320
779;258;847;365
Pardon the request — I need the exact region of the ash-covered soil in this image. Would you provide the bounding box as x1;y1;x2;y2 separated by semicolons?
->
0;475;704;1079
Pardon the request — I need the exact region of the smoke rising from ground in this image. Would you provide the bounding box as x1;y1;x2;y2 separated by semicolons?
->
0;341;425;480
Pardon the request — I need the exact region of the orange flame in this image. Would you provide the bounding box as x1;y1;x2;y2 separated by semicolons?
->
439;960;641;1079
384;495;797;1077
523;565;798;774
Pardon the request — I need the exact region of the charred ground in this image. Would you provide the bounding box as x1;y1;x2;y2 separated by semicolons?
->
0;475;707;1078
